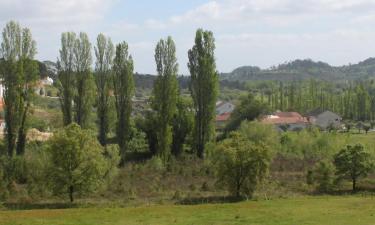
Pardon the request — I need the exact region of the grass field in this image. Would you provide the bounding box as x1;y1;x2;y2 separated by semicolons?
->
0;196;374;225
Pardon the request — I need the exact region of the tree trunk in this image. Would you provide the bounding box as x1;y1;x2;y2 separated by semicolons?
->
352;178;356;192
69;185;74;202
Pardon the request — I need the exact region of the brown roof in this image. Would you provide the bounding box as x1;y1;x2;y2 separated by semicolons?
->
261;112;308;125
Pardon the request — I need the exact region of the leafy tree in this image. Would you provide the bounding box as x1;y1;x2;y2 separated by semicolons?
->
214;132;270;198
0;21;38;156
334;144;373;192
172;97;194;157
364;124;370;134
57;32;76;126
113;41;134;163
48;123;112;202
238;121;279;150
188;29;218;159
224;94;269;134
135;112;158;154
74;32;94;128
94;33;114;146
153;37;178;162
312;161;335;193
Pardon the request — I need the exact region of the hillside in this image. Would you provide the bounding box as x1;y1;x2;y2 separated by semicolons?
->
221;58;375;82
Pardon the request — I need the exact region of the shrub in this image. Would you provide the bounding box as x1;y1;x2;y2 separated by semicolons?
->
312;161;335;193
214;132;271;198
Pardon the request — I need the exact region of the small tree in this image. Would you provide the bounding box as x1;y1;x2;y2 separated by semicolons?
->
364;125;370;134
334;144;373;192
312;161;335;193
48;123;112;202
214;132;270;198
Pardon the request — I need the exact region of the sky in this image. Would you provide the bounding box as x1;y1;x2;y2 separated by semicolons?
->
1;0;375;74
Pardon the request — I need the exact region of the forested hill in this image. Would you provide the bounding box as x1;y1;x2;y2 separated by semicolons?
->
220;58;375;82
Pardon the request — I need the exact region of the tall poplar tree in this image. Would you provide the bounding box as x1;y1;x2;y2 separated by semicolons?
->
94;34;114;145
153;37;178;162
57;32;76;126
113;42;134;163
74;32;93;128
188;29;218;159
0;21;38;156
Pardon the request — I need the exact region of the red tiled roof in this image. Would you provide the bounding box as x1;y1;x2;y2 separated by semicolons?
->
261;112;307;125
216;112;231;122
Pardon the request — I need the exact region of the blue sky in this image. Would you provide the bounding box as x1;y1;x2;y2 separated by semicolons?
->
1;0;375;74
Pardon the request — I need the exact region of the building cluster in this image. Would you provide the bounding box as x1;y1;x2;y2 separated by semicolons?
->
261;109;342;131
214;100;343;132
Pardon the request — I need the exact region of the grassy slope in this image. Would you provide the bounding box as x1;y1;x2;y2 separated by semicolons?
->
1;196;374;225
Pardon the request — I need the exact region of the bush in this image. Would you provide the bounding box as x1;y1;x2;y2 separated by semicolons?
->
312;161;335;193
214;132;271;198
24;143;52;197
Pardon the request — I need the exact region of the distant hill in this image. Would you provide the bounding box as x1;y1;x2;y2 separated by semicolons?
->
220;58;375;82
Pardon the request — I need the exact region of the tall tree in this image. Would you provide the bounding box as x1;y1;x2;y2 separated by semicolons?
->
57;32;76;126
94;34;114;146
188;29;219;159
0;21;38;156
74;32;93;128
153;37;178;162
113;42;134;163
171;97;193;157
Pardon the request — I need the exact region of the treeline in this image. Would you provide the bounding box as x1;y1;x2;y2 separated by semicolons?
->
0;21;219;163
249;79;375;121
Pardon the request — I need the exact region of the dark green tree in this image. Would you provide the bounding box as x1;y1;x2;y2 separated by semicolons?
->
113;41;134;163
0;21;38;156
74;32;94;128
188;29;218;159
224;93;268;134
172;97;194;157
57;32;76;126
153;37;178;162
94;34;114;146
334;144;373;192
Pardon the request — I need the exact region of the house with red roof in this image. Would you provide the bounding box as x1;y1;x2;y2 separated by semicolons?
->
261;111;308;131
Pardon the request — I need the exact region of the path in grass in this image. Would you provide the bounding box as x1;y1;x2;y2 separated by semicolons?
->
0;196;374;225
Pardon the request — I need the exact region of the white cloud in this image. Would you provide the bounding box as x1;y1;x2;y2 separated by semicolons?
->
0;0;115;25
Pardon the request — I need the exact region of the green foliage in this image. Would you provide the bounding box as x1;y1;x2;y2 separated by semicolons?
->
0;21;39;156
224;94;269;133
74;32;94;128
113;41;135;163
312;161;335;193
127;127;149;153
153;36;178;163
57;32;76;126
94;33;114;146
188;29;219;159
48;123;109;202
214;132;271;198
24;142;52;197
238;121;279;152
135;112;158;154
334;144;373;191
279;129;343;160
172;97;194;157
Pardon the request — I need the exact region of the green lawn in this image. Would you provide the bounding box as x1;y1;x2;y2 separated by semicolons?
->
0;196;374;225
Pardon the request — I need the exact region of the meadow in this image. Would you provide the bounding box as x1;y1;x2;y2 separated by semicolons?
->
1;196;374;225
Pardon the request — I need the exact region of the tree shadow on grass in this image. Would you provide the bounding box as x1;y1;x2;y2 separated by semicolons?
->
177;195;246;205
3;202;85;211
